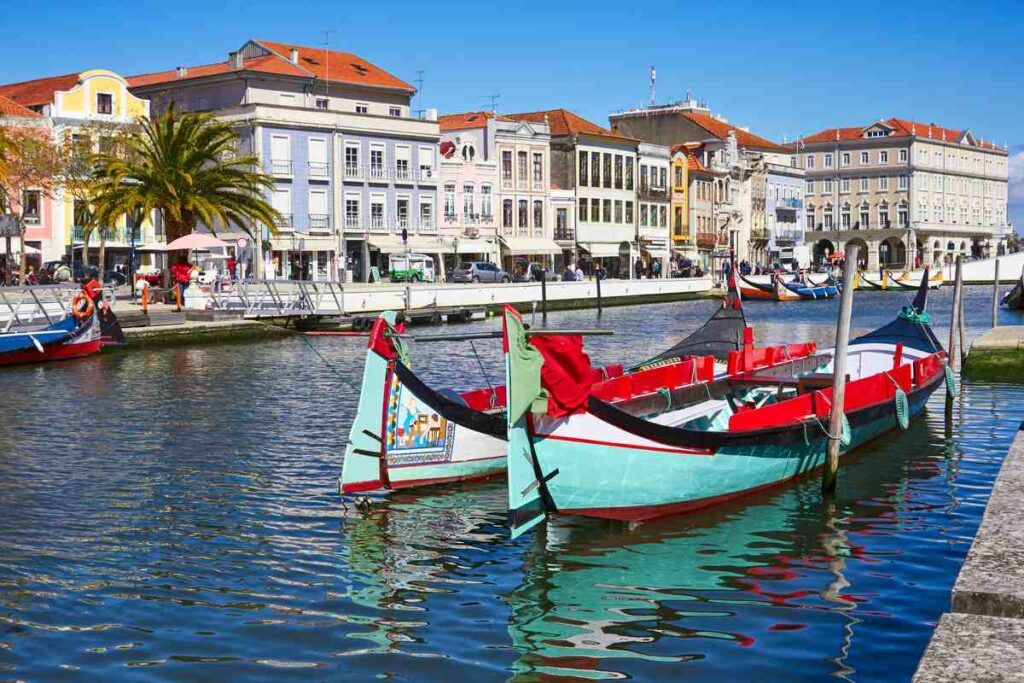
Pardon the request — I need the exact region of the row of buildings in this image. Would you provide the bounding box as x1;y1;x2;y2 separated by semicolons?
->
0;38;1013;281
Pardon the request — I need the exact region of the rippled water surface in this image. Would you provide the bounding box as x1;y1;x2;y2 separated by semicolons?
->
1;286;1021;681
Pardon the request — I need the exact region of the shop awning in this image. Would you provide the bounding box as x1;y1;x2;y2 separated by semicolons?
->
368;235;454;254
452;238;497;255
580;242;623;258
500;237;563;255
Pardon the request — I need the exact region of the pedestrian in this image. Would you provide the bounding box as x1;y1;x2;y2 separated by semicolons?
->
653;260;662;278
574;264;584;282
634;257;643;280
170;257;193;301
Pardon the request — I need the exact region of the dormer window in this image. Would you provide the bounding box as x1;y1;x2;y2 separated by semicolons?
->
865;128;887;138
315;98;328;110
355;103;368;114
96;93;113;115
389;107;401;117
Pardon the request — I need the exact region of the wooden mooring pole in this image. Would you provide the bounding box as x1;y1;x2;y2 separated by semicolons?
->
946;255;963;413
540;269;548;325
596;272;603;317
992;258;1000;328
823;244;859;494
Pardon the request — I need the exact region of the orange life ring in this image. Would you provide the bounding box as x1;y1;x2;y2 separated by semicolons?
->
71;293;94;320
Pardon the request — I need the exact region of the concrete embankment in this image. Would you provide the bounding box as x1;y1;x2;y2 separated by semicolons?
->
913;426;1024;682
122;318;293;349
963;326;1024;381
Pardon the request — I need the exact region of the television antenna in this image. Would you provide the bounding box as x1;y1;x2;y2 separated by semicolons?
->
415;70;425;113
485;94;500;114
321;30;336;100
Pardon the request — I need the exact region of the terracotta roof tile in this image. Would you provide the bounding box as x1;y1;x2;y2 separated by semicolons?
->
682;112;786;152
129;40;415;93
0;72;80;107
0;94;42;117
802;118;1005;151
505;109;633;141
438;110;508;131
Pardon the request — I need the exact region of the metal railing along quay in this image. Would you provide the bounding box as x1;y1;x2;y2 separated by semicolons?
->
0;284;92;331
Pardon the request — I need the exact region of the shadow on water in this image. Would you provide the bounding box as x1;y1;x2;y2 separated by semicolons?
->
0;287;1021;680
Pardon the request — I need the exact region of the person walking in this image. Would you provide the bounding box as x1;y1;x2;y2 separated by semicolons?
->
634;257;643;280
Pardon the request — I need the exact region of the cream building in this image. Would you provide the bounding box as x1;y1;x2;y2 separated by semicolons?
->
799;117;1010;270
637;142;671;274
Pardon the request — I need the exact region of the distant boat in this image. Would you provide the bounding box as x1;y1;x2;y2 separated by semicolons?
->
885;270;943;290
858;270;886;290
1002;268;1024;310
779;277;839;300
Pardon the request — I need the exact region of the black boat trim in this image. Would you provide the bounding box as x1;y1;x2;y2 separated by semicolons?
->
392;360;507;439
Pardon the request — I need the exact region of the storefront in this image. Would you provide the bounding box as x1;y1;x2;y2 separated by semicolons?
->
445;237;498;277
638;236;670;277
579;241;632;279
498;236;562;277
265;235;337;281
366;235;453;282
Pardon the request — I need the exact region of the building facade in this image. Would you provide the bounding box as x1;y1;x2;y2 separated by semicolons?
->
129;39;439;281
637;142;670;274
0;97;53;273
609;98;791;265
799;118;1010;270
669;146;690;265
509;109;638;277
0;70;153;267
764;161;805;267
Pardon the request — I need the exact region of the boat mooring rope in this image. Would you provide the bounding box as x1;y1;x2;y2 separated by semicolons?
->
944;364;958;399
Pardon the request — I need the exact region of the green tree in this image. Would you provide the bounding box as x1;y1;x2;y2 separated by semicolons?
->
90;108;279;271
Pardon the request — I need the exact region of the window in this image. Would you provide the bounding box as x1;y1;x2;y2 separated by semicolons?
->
590;198;599;223
859;177;869;192
344;196;360;228
418;146;435;179
533;200;543;230
21;190;40;222
614;200;623;224
898;175;908;190
674;165;683;188
308;138;329;178
308;189;329;231
659;205;666;227
841;203;851;229
878;176;888;191
878;202;890;228
344;144;360;176
824;153;833;168
898;203;909;227
842;152;850;166
659;167;667;189
502;151;513;182
394;146;411;181
806;179;815;194
806;207;816;230
518;151;528;183
389;106;401;117
866;129;886;138
463;184;475;217
625;157;633;190
370;195;385;229
880;150;889;164
806;154;815;169
556;208;568;237
96;93;113;115
369;145;385;179
640;204;648;227
603;154;612;189
640;165;648;191
420;199;433;230
841;178;850;192
579;151;589;186
899;149;908;163
860;151;869;164
356;103;369;114
533;153;543;184
481;185;492;219
859;204;870;228
270;135;291;174
444;184;456;219
503;199;513;229
396;196;410;229
316;98;328;110
602;199;611;222
824;178;833;193
591;152;600;187
614;155;623;189
823;205;833;229
272;187;292;228
579;198;588;222
518;199;528;230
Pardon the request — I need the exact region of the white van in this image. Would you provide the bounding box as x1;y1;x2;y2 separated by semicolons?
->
388;253;436;283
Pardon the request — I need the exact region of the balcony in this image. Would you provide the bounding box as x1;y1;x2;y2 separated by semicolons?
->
417;168;437;184
369;215;386;232
308;214;330;232
344;216;360;230
275;214;294;231
308;162;330;180
443;212;458;224
780;198;803;209
394;166;414;184
344;164;362;180
773;228;803;242
419;220;437;233
396;218;411;233
638;183;670;201
368;166;388;182
554;228;575;242
269;159;292;177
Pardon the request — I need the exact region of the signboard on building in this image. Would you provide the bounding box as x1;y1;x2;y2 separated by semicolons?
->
0;215;19;237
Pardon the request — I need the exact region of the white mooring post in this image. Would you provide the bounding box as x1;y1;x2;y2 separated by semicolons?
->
823;244;859;494
992;258;1001;328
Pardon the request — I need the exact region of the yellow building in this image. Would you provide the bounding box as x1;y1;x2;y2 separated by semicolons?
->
0;69;152;264
670;145;690;260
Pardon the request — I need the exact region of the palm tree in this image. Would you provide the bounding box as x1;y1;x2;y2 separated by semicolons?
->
90;107;280;270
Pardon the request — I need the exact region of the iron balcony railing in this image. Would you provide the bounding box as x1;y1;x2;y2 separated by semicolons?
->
370;216;386;231
269;159;292;175
344;216;360;229
344;164;362;178
276;214;293;230
554;228;575;241
308;162;330;179
308;214;330;231
394;166;413;182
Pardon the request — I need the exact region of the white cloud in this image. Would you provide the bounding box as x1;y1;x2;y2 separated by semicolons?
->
1009;150;1024;201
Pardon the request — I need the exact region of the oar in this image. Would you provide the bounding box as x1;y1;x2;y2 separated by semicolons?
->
410;329;613;342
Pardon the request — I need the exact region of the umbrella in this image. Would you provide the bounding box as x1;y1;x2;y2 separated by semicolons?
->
163;233;230;251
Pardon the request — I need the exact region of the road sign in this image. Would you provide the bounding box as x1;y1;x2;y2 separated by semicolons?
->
236;237;248;249
401;228;408;243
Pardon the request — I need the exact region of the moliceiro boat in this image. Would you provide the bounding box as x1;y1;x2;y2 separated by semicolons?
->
340;286;763;496
0;281;124;367
1003;267;1024;310
504;272;947;537
885;270;943;290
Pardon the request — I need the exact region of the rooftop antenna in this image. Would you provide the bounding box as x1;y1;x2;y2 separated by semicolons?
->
321;29;336;100
415;70;425;113
649;65;656;107
485;94;500;114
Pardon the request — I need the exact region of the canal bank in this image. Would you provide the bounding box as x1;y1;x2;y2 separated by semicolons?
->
963;326;1024;381
914;426;1024;681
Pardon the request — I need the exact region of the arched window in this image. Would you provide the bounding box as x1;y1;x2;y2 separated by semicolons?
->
878;201;890;229
859;202;870;229
823;204;834;229
841;203;851;229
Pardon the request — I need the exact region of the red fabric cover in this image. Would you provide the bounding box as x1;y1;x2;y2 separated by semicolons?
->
913;352;945;385
604;364;624;379
367;317;395;359
460;385;507;410
529;334;595;418
892;343;904;369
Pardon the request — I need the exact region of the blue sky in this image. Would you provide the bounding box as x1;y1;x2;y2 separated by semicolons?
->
3;0;1022;226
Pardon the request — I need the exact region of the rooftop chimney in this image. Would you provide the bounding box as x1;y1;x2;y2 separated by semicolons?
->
176;66;188;78
289;48;299;64
229;51;243;70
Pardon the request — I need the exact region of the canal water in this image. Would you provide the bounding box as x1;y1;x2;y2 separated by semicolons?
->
1;286;1021;681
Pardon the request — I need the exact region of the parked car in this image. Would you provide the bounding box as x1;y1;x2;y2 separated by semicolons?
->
450;261;510;284
512;259;560;283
